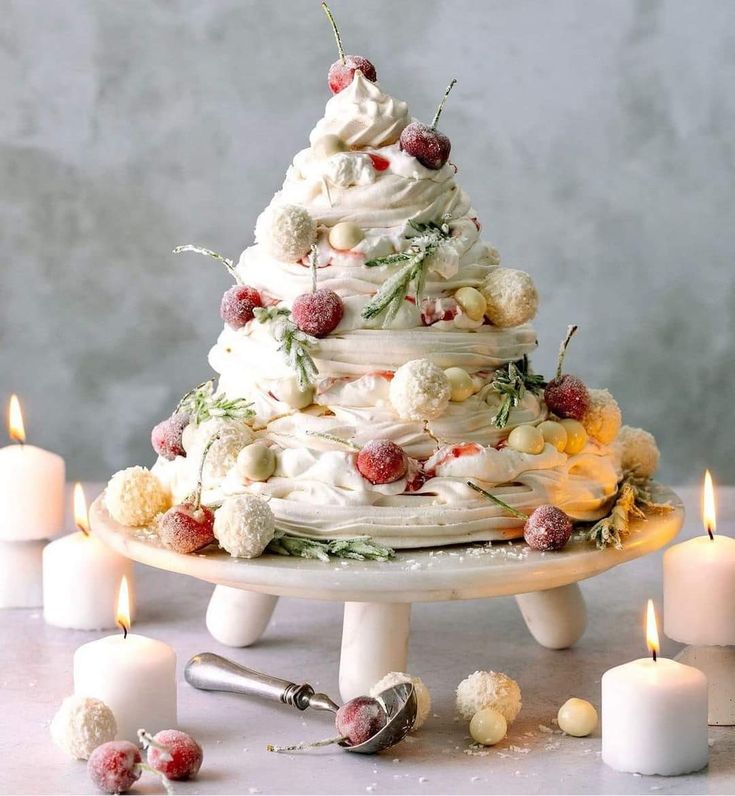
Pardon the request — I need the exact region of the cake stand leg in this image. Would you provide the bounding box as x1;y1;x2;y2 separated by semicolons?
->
675;645;735;726
339;602;411;702
515;583;587;649
205;586;278;648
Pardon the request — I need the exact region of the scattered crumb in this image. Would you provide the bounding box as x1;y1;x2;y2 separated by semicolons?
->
419;777;428;783
538;724;554;734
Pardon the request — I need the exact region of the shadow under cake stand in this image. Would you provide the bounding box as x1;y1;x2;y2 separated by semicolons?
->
90;486;684;700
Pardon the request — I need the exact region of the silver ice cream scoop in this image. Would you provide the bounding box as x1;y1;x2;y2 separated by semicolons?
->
184;652;416;755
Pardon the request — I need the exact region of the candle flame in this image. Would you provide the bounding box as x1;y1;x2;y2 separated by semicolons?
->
8;395;25;444
646;598;660;661
73;483;90;535
116;576;131;637
703;470;716;540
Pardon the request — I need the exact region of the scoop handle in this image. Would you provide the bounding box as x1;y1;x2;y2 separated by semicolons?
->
184;652;335;712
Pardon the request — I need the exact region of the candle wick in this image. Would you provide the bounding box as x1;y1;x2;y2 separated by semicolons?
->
118;621;128;639
76;522;90;537
707;528;714;541
652;649;657;663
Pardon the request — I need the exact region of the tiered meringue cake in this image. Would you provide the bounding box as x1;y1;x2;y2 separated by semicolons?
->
152;69;622;549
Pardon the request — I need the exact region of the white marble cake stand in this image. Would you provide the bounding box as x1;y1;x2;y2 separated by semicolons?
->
90;486;684;701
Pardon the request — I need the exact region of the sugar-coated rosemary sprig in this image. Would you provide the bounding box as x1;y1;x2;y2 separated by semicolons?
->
361;220;452;326
173;244;241;283
267;533;395;562
177;380;254;425
587;478;673;550
253;306;319;390
488;358;546;428
305;430;361;451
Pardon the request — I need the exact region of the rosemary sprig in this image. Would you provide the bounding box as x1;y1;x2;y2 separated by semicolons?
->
587;478;673;550
361;220;452;326
489;358;546;428
178;380;253;425
466;481;529;519
305;430;361;451
173;244;241;283
267;533;395;562
253;306;319;390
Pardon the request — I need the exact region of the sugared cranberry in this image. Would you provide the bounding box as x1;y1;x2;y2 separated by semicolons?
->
357;439;408;485
220;284;263;329
336;696;388;746
322;3;376;94
400;79;456;170
292;288;344;337
159;503;215;554
87;741;141;794
147;729;203;781
544;325;589;420
524;505;573;551
151;411;189;460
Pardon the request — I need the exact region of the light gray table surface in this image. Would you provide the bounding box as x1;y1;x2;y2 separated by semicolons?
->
1;484;733;796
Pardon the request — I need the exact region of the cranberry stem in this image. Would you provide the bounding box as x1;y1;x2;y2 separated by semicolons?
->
321;2;346;64
430;78;457;130
137;729;172;762
173;244;242;284
310;244;319;294
134;762;174;795
555;324;579;380
466;480;529;520
267;734;347;753
194;433;220;510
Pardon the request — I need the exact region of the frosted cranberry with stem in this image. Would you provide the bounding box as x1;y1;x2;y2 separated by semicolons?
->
357;439;408;485
220;284;263;329
292;245;344;337
151;411;189;460
141;728;203;781
544;325;590;421
158;434;220;554
322;2;377;94
87;741;142;794
400;79;457;170
466;481;573;551
336;696;388;746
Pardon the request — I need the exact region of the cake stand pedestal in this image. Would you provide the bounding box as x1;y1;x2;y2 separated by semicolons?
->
91;486;683;701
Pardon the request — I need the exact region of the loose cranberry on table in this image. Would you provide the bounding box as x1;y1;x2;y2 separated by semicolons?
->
357;439;408;485
544;325;590;420
220;284;263;329
322;2;376;94
400;78;457;170
151;411;189;460
147;729;203;781
336;696;388;746
87;741;141;795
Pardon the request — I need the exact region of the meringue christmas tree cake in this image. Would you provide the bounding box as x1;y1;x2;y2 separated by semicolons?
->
104;6;665;559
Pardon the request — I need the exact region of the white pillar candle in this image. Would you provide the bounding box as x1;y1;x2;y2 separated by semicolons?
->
0;540;44;608
73;578;177;741
602;601;708;776
0;396;65;541
43;484;136;630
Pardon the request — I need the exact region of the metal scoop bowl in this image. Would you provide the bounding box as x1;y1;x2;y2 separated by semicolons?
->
184;652;416;755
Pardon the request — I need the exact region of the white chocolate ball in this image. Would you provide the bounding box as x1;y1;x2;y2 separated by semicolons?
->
390;359;450;421
370;672;432;731
444;367;475;402
273;377;314;409
454;286;487;321
481;267;538;328
557;698;598;737
469;707;507;746
311;134;347;160
214;495;275;559
237;443;277;482
456;670;522;723
507;424;545;455
582;388;622;445
329;221;364;250
105;466;170;527
50;695;117;760
538;420;568;453
560;418;588;455
255;203;317;262
617;425;660;479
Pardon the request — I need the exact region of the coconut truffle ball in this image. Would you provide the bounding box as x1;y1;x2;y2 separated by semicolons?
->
255;203;317;262
105;466;170;527
481;267;538;328
50;695;117;760
370;672;432;730
582;388;622;445
389;359;450;421
456;670;522;723
186;418;255;482
617;425;660;479
214;495;276;558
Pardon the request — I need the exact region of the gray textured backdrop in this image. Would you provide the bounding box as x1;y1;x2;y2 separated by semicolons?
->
1;0;734;484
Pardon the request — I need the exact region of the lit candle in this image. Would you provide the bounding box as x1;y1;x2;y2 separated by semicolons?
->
664;471;735;645
0;395;65;541
43;484;136;630
73;577;177;741
601;600;708;776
